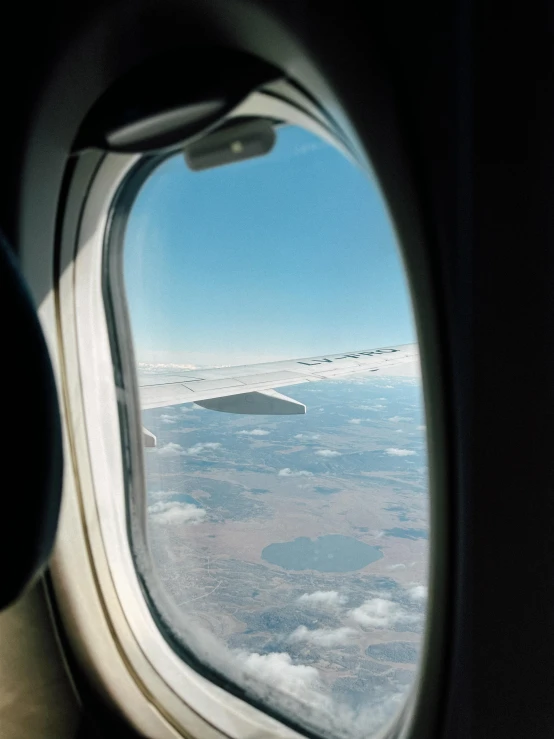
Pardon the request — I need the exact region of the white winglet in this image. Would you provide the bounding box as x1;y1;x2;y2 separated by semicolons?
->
142;426;157;447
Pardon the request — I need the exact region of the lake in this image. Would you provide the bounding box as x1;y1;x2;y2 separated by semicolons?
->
262;534;383;573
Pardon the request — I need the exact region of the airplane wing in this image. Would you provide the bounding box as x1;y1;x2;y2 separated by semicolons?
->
139;343;418;418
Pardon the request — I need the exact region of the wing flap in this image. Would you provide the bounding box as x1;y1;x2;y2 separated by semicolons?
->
195;389;306;415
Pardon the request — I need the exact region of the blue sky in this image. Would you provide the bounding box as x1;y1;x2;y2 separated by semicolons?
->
124;125;416;367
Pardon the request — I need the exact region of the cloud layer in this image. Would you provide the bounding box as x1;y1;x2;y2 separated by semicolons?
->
297;590;347;608
148;501;206;525
385;448;416;457
236;651;321;699
155;441;222;457
348;597;421;630
408;585;428;601
278;468;313;477
156;442;184;458
185;442;221;455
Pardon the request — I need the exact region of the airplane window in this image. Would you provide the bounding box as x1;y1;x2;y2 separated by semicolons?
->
119;122;429;739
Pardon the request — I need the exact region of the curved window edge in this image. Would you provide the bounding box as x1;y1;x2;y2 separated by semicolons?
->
44;84;449;739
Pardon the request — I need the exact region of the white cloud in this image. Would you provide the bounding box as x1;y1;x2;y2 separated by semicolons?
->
357;404;385;411
289;626;356;647
231;647;412;737
236;651;321;698
297;591;347;608
183;442;221;456
294;433;320;440
408;585;428;601
156;442;185;458
417;425;426;431
156;441;222;457
138;361;197;372
348;418;362;425
315;449;341;458
148;501;206;525
388;416;413;423
388;563;407;571
160;413;178;424
348;598;420;630
394;429;404;433
237;429;270;436
278;468;313;477
385;448;417;457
